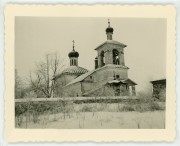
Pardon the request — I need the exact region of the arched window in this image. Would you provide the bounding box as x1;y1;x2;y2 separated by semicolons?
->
113;49;119;65
74;59;76;66
70;59;73;65
116;75;120;79
100;51;105;66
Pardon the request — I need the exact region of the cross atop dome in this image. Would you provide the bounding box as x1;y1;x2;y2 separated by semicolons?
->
72;40;75;51
68;40;79;66
106;18;114;40
108;18;110;27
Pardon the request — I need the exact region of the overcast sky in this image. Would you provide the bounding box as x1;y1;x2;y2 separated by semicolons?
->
15;17;166;91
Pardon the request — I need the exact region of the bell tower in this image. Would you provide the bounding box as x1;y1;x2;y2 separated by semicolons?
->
95;19;126;69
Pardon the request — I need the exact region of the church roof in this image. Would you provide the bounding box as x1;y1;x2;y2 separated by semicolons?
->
108;78;137;85
65;64;129;86
107;79;124;84
125;78;138;85
55;66;88;79
94;40;127;50
65;69;95;86
150;79;166;84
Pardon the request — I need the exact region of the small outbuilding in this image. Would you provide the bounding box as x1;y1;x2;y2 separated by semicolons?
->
150;79;166;101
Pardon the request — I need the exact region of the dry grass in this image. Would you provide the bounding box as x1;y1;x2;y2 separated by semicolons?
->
15;95;165;128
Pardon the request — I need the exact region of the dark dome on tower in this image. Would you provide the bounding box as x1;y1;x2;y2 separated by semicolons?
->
106;26;114;33
106;19;114;33
68;50;79;58
68;40;79;58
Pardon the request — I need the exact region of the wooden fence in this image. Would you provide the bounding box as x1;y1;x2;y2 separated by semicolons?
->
15;96;138;103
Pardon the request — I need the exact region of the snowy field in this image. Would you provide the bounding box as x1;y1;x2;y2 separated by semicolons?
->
15;100;165;129
17;111;165;129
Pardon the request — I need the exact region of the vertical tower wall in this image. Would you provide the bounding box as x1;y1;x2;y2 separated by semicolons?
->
97;45;125;68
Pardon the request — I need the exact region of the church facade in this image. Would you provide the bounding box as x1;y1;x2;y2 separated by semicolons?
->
54;20;137;97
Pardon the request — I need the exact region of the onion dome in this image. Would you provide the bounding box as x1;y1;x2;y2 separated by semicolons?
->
106;19;114;33
68;50;79;58
106;26;114;33
68;40;79;58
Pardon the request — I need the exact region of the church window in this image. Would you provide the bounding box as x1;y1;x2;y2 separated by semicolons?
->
109;35;112;40
71;59;72;65
113;49;119;65
72;59;75;65
100;51;105;66
74;59;76;66
90;76;93;79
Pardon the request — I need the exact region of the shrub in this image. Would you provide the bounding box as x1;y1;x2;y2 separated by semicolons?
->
64;102;74;113
134;101;161;112
97;103;109;112
148;101;161;111
15;100;67;125
135;104;148;112
80;105;93;112
15;104;27;116
119;105;135;112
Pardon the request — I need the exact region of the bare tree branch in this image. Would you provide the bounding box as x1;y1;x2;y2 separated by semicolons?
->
29;53;65;98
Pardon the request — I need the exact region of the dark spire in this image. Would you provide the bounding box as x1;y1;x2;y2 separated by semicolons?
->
72;40;75;51
108;18;110;27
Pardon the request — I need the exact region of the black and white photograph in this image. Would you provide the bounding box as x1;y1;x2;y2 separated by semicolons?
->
15;17;166;129
4;5;176;142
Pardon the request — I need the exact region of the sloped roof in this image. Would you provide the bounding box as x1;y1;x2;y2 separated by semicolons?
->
94;40;127;50
108;79;126;84
107;78;137;85
150;79;166;84
55;66;88;79
62;66;88;74
65;69;95;86
125;78;137;85
65;64;129;86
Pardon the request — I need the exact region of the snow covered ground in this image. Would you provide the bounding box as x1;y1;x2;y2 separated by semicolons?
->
18;111;165;129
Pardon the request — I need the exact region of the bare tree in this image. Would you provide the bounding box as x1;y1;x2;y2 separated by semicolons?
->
15;69;25;98
30;53;65;98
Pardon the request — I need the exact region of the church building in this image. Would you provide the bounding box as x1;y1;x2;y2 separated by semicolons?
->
54;20;137;97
